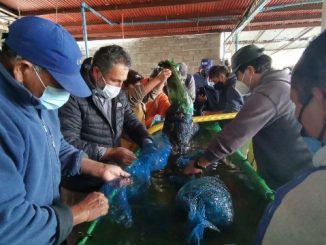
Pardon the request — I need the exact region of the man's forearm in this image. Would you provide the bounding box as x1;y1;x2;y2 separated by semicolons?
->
80;158;105;179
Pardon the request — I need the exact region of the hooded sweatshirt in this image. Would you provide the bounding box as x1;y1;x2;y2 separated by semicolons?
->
204;69;313;189
256;146;326;245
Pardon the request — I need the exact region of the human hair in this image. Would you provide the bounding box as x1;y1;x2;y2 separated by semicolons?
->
237;54;272;74
208;65;229;78
292;32;326;104
91;45;131;76
80;57;92;82
123;69;143;87
0;42;43;72
0;43;22;63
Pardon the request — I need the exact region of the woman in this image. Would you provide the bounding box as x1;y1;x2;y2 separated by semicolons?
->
256;31;326;244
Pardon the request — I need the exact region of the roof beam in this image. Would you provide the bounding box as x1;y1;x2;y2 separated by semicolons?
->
225;0;271;43
72;24;224;36
271;27;313;55
252;30;265;44
49;11;241;27
76;29;222;41
68;21;232;34
22;0;221;16
0;3;18;18
235;36;317;45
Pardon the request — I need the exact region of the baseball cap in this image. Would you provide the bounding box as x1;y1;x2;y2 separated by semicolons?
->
231;45;265;73
5;16;91;97
200;58;213;70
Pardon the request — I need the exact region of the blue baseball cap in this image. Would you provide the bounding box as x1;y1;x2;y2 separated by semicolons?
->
5;16;91;97
200;58;213;70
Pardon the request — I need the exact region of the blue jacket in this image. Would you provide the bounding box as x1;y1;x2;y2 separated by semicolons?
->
0;64;84;244
194;75;244;115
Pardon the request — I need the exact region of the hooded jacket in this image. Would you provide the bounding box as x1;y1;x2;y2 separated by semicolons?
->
0;64;83;244
204;69;313;189
256;146;326;245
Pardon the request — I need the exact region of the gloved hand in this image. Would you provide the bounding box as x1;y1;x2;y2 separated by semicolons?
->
142;139;158;154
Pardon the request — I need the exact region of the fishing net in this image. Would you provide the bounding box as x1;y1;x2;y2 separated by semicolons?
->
158;60;193;115
100;135;171;227
176;176;234;244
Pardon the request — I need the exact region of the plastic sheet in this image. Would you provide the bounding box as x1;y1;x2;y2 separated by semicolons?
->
176;176;234;244
100;135;171;227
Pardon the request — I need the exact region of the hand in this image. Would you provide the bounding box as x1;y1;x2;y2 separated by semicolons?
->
103;147;137;165
71;192;109;225
101;164;131;182
80;158;131;181
183;161;203;175
157;69;172;83
197;94;207;104
183;157;210;175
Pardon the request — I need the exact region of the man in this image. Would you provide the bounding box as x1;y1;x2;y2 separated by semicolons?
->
177;62;196;102
256;30;326;245
0;16;129;244
193;58;213;89
194;65;244;115
59;45;154;192
184;45;313;190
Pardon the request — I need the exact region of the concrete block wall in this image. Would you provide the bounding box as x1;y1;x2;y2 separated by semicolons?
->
79;32;221;77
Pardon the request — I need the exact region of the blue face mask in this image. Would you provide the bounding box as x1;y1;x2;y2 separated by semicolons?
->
303;136;322;154
33;66;70;110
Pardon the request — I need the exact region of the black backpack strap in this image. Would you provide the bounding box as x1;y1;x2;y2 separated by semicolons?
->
185;74;192;87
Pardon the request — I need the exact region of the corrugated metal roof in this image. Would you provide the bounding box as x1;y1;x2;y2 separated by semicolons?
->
0;0;322;40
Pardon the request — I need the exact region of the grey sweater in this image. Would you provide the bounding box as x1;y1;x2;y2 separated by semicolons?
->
204;69;313;189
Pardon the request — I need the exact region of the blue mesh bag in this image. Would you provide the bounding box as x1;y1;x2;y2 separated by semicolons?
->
100;135;171;227
176;176;234;244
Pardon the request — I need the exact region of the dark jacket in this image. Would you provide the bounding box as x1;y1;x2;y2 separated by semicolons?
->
59;74;151;191
194;75;244;115
204;70;313;189
0;64;83;244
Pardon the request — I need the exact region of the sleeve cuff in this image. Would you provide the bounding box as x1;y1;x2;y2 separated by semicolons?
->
97;147;107;160
52;202;73;245
203;150;219;162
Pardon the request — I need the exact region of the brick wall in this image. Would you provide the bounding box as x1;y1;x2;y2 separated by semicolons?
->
79;32;221;77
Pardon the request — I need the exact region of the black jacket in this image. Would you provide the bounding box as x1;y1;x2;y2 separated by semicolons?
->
194;75;244;115
59;75;151;191
59;91;151;159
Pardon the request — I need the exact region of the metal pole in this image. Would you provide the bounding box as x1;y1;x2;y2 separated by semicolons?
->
81;2;89;58
235;34;239;51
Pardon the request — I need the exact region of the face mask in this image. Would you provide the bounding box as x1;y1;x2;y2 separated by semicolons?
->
33;66;70;110
235;72;251;95
101;74;121;99
302;137;322;154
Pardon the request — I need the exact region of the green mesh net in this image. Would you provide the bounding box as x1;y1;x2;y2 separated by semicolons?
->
158;60;193;115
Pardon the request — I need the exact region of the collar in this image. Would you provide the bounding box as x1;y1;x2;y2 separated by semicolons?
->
313;146;326;168
0;63;42;107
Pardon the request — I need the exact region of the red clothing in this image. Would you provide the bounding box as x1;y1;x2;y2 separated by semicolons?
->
145;92;170;128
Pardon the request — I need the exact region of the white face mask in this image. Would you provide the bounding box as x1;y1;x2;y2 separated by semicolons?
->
101;74;121;99
235;72;251;95
33;66;70;110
